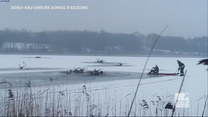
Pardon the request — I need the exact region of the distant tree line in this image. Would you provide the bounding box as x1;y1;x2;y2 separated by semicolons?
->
0;29;206;56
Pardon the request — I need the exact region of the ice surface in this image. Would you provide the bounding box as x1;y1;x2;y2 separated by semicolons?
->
0;54;207;116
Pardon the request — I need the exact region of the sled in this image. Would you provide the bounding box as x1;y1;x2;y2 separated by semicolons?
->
147;73;179;76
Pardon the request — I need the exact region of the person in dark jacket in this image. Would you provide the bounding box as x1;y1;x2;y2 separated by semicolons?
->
177;60;185;76
154;65;159;74
149;65;159;74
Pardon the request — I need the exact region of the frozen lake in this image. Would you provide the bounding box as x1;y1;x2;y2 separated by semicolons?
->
0;54;207;116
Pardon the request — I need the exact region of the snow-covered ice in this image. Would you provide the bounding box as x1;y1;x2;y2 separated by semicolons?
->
0;54;207;116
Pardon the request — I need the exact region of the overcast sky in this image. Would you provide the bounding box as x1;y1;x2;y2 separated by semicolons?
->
0;0;207;38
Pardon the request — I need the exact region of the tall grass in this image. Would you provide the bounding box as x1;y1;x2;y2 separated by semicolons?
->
0;80;203;116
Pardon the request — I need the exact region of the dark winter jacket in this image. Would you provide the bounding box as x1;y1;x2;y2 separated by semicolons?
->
178;61;185;69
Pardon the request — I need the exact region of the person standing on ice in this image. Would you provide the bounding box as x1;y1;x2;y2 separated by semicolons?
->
177;60;185;76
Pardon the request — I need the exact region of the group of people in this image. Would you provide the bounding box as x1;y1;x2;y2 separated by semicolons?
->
149;60;185;76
